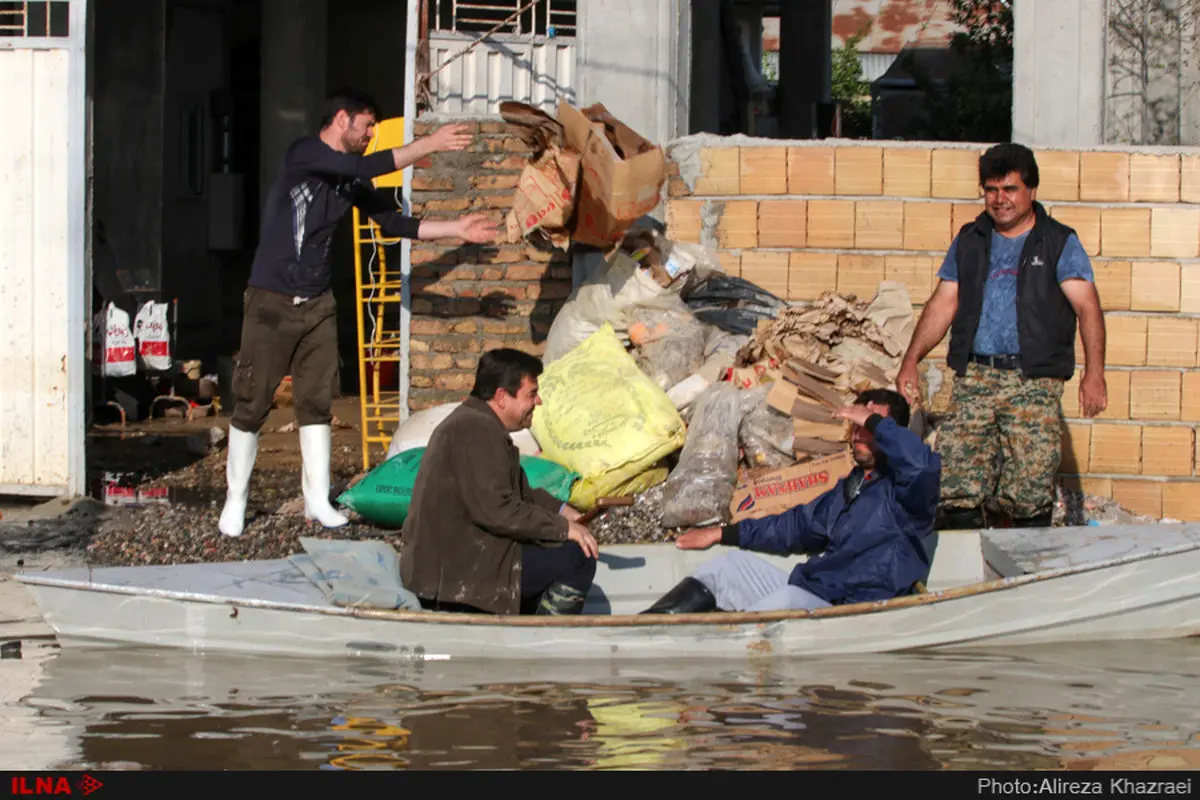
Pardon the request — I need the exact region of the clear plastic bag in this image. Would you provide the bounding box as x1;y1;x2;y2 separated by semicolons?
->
660;382;745;528
738;385;796;469
629;294;708;392
742;432;796;469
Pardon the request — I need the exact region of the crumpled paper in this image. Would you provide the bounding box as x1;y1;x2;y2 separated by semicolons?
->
735;283;914;379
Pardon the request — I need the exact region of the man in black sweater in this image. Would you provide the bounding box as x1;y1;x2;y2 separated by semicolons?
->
219;88;497;537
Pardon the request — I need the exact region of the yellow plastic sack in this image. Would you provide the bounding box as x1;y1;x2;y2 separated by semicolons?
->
532;323;686;510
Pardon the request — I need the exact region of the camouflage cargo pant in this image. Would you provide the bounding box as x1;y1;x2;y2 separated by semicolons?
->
937;363;1064;520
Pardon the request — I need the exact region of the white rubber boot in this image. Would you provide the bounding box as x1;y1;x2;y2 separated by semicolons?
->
218;427;259;537
300;424;349;528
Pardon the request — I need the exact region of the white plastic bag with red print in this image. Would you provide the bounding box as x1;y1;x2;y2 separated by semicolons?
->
93;302;137;377
134;300;172;371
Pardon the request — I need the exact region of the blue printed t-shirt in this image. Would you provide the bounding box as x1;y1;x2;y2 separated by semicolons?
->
936;231;1094;355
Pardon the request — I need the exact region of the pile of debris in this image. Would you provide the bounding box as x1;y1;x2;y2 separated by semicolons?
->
350;100;914;539
368;210;922;541
350;100;1154;541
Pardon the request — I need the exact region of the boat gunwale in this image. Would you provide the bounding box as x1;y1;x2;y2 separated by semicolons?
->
14;539;1200;628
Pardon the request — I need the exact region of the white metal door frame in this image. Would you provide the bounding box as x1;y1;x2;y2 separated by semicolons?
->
0;0;89;497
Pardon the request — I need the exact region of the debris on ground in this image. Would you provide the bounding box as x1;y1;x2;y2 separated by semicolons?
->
83;505;391;567
590;484;671;544
1054;484;1158;527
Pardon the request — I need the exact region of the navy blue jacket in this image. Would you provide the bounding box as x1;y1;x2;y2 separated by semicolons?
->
726;415;941;605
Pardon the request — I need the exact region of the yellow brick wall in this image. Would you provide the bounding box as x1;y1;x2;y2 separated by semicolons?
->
666;141;1200;520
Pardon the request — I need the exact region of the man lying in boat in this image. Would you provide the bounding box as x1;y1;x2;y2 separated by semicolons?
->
399;348;600;616
641;389;941;614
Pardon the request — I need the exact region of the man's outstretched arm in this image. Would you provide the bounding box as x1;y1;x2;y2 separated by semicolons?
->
289;123;473;181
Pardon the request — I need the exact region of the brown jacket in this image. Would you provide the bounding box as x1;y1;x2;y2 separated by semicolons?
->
399;397;569;614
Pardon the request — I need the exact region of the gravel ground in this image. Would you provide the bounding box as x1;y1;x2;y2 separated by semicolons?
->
590;484;677;544
84;506;397;566
0;438;1162;570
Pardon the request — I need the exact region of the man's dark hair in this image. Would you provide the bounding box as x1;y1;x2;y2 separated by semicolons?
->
318;87;380;130
979;143;1039;190
470;348;544;402
855;388;911;428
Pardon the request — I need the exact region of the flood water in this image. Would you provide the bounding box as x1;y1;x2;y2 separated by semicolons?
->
2;638;1199;770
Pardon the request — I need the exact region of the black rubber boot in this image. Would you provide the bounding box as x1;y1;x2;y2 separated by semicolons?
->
1009;511;1053;529
534;582;588;615
639;577;718;614
935;506;985;531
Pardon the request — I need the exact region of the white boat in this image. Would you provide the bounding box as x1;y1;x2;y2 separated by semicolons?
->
14;524;1200;662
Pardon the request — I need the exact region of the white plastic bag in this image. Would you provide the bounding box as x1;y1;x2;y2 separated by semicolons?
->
95;303;137;377
387;402;541;459
543;251;667;364
387;404;460;459
134;301;172;371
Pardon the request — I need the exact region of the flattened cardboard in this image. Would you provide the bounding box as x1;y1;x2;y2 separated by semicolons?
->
729;450;854;522
793;437;851;456
783;357;838;384
767;378;799;415
794;418;850;441
791;396;837;422
788;371;847;408
729;360;780;390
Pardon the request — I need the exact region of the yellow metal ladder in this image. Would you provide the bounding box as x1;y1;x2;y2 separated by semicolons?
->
352;117;407;471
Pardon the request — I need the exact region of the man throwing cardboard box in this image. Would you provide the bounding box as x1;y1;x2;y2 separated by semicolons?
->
641;389;941;614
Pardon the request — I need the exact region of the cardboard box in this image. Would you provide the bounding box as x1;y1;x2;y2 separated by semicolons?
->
558;101;668;248
729;451;854;522
767;377;800;415
500;102;581;250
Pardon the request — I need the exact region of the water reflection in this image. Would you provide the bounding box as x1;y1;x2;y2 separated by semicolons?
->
9;640;1200;770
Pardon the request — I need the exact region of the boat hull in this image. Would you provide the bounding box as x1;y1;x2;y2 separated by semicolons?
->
17;541;1200;661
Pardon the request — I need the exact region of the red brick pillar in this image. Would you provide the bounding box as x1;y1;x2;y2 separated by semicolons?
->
407;115;573;411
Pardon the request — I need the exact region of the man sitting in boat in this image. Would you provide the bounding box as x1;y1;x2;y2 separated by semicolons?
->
641;389;940;614
399;348;600;616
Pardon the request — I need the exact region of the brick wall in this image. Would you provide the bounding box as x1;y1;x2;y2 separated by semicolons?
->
408;114;572;410
666;140;1200;521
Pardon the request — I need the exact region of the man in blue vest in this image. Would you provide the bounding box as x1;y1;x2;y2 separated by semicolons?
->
895;144;1108;531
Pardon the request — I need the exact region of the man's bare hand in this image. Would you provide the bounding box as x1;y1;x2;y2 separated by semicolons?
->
560;504;583;523
895;360;920;405
456;213;500;243
674;527;722;550
1080;371;1108;418
567;521;599;559
425;122;473;153
832;404;873;428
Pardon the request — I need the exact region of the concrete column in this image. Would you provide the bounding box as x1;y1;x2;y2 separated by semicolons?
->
575;0;688;145
1012;0;1106;146
259;0;327;209
777;0;832;139
1181;12;1200;145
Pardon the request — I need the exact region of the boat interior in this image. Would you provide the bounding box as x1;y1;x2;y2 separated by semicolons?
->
18;523;1200;620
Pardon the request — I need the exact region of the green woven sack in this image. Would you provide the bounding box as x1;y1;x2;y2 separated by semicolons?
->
337;447;580;528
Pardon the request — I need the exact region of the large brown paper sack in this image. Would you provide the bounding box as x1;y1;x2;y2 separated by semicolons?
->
557;101;667;248
729;451;854;523
505;150;581;250
499;101;582;250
